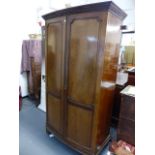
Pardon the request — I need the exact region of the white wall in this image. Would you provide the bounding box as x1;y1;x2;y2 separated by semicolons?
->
19;0;47;97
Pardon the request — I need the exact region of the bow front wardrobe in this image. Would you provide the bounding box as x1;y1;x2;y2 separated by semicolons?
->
43;1;126;154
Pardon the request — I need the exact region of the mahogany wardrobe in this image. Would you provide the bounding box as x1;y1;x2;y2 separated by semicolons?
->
43;1;126;154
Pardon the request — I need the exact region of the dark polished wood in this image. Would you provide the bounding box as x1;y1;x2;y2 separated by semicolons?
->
43;1;126;20
46;22;63;94
47;95;62;134
111;84;125;127
94;12;123;147
117;93;135;145
67;97;95;110
67;18;99;105
43;2;126;154
67;104;93;147
127;70;135;86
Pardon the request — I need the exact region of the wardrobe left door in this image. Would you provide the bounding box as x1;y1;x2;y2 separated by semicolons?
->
46;17;66;135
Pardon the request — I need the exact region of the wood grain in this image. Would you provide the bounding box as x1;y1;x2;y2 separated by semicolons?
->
68;18;99;105
94;12;123;146
44;2;126;154
47;95;62;134
47;22;63;94
67;104;93;147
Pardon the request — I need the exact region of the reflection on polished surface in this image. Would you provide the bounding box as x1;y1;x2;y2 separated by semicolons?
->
68;19;99;105
107;25;120;32
87;36;97;42
101;81;115;89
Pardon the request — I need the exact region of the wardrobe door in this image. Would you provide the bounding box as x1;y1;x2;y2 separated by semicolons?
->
46;17;65;135
66;14;101;148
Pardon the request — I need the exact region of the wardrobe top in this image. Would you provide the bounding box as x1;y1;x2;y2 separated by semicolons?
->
42;1;127;20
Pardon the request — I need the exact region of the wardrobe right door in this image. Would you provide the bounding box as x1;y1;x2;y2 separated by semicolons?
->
66;14;101;149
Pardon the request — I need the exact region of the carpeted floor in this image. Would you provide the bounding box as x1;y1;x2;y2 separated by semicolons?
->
19;97;115;155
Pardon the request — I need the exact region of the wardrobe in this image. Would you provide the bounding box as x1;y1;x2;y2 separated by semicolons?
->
43;1;126;154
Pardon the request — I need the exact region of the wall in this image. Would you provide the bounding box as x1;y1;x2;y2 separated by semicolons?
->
19;0;47;97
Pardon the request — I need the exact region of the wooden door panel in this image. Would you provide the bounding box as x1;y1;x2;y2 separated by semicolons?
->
47;22;63;94
47;95;62;133
67;104;93;147
46;18;65;135
68;18;99;105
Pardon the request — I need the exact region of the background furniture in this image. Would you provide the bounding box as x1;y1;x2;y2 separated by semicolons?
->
111;84;125;126
21;40;42;102
126;69;135;86
111;72;128;126
43;1;126;154
30;57;41;99
117;86;135;145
